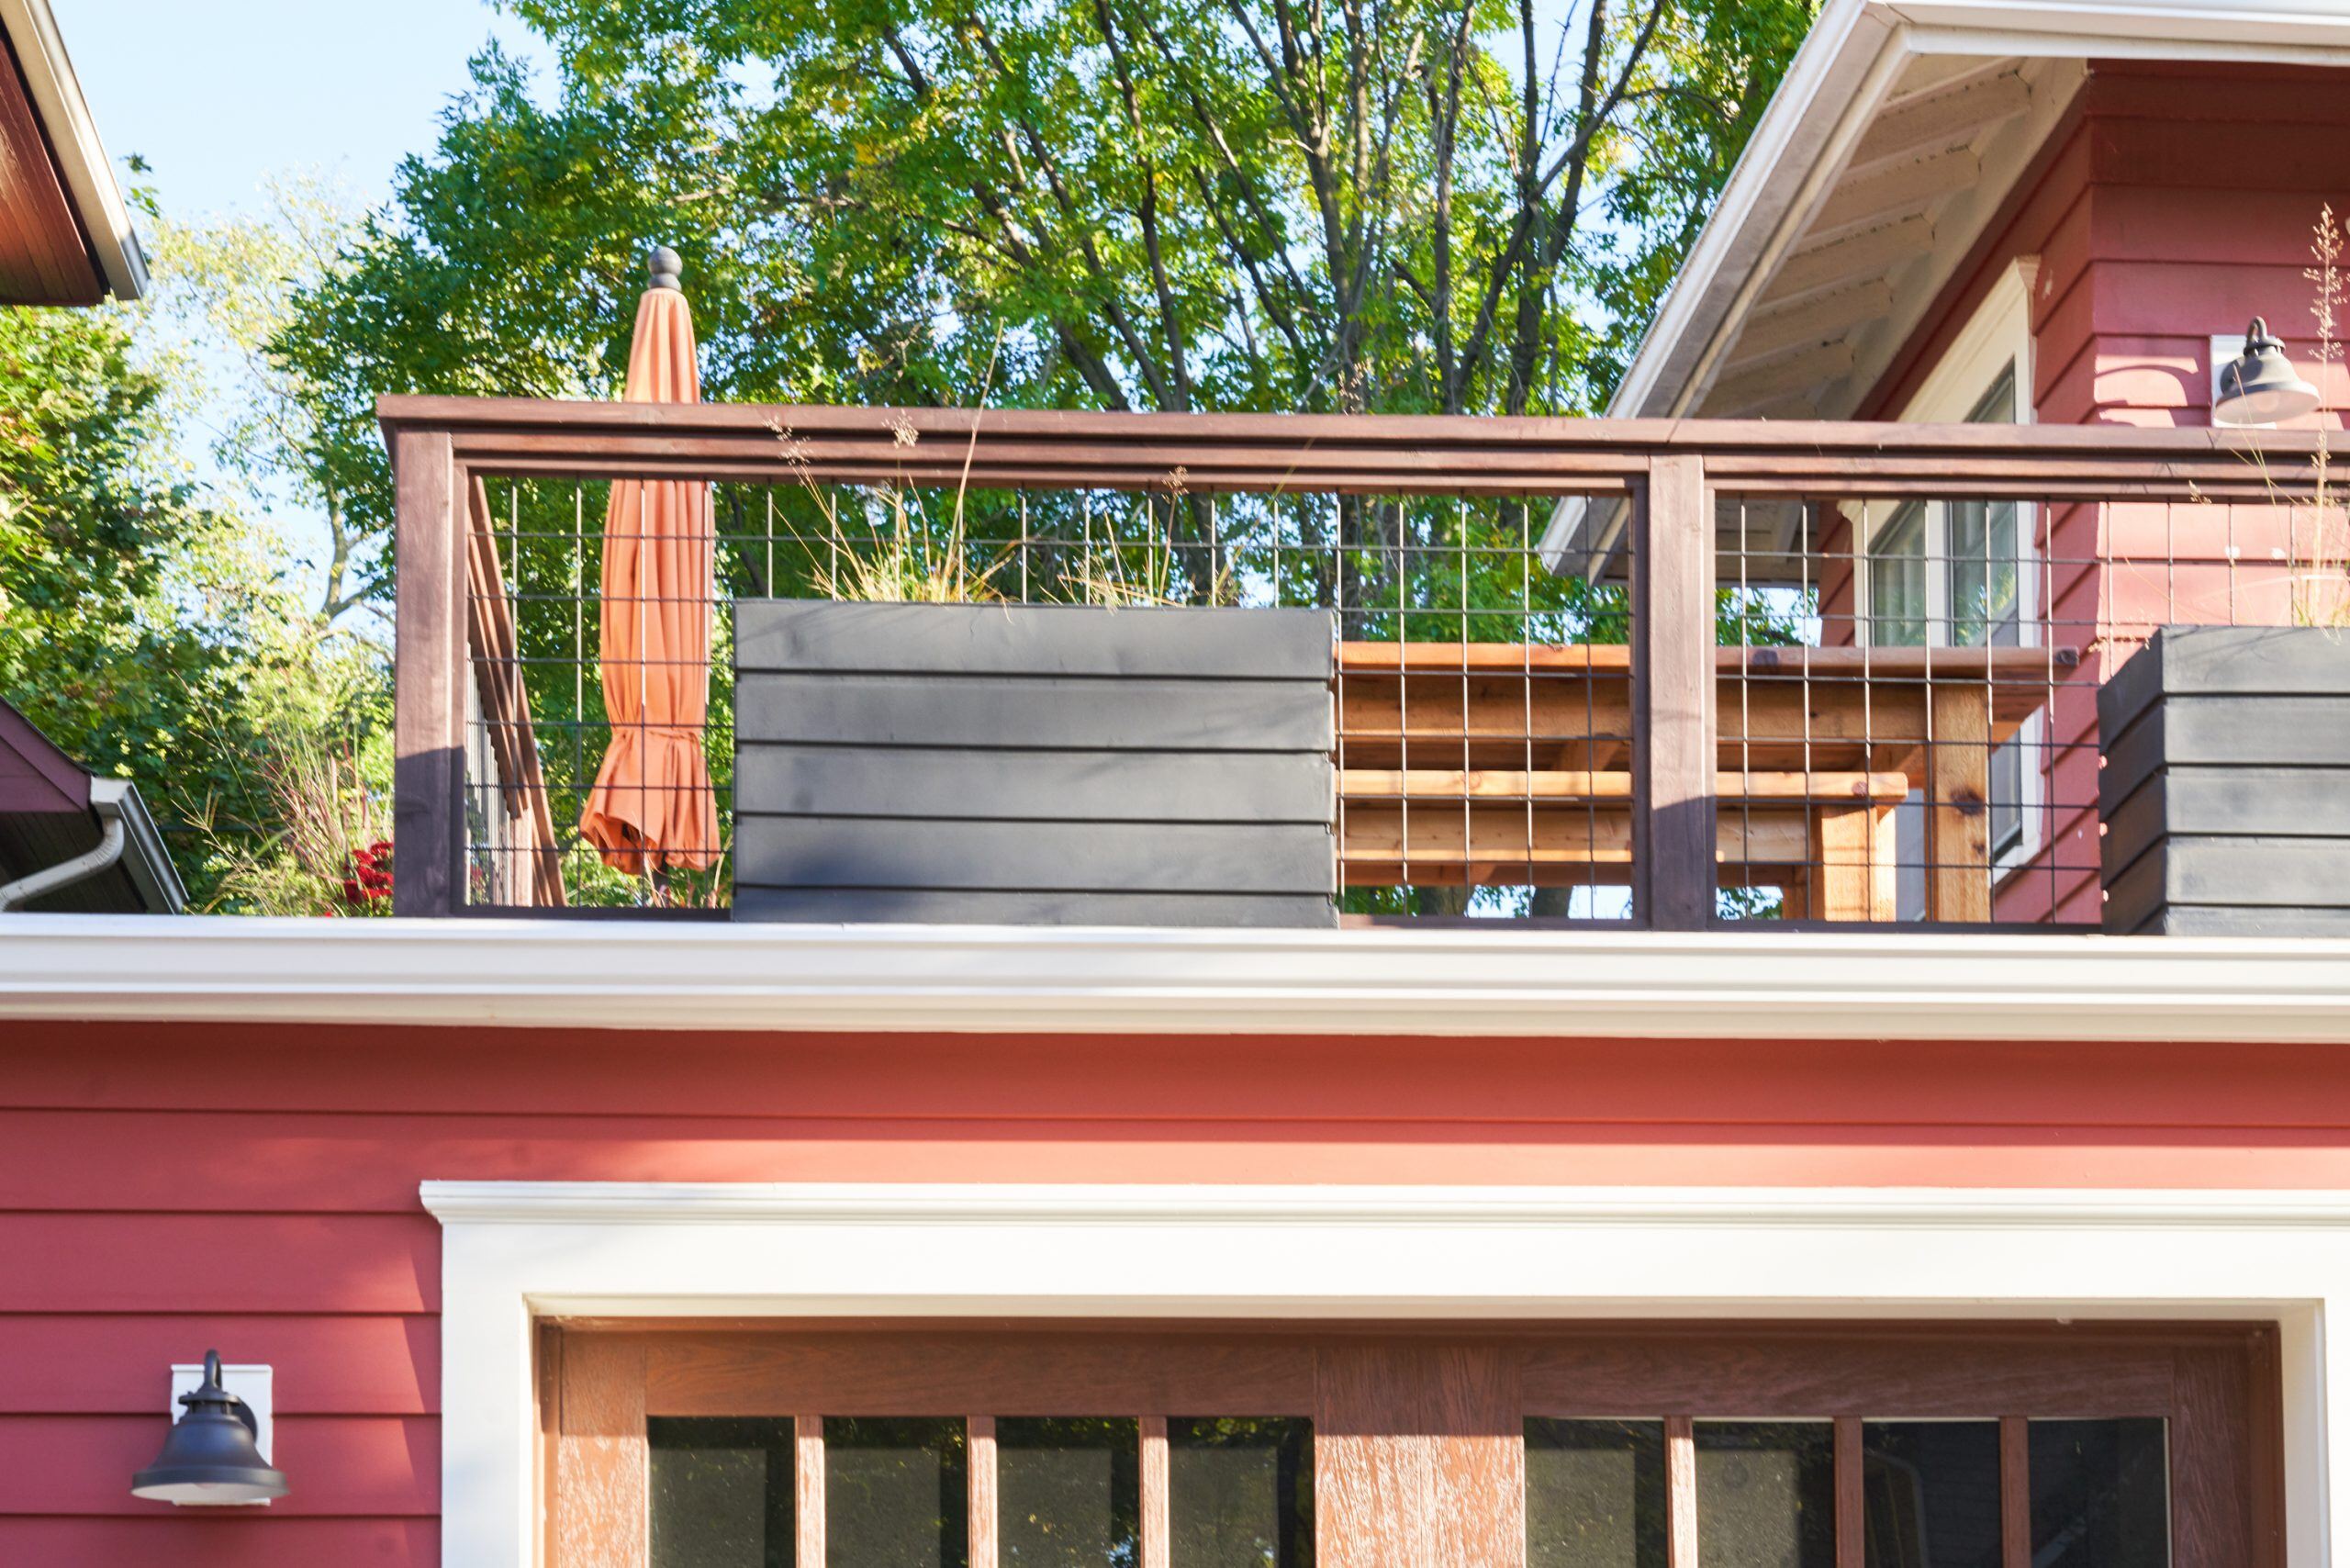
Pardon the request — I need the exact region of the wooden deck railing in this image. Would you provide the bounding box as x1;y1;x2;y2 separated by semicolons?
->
381;397;2330;926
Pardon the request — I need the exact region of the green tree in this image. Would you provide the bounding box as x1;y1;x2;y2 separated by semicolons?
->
0;230;385;909
147;176;378;623
275;0;1812;591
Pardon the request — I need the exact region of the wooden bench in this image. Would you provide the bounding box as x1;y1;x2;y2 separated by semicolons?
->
1337;641;2077;920
1337;767;1907;920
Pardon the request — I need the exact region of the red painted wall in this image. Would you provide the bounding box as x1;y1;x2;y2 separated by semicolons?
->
11;1017;2350;1564
1860;62;2350;924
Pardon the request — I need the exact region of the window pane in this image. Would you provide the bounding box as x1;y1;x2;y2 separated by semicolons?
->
998;1417;1138;1567
1967;367;2017;427
2029;1419;2169;1568
1870;508;1928;647
1527;1418;1666;1568
651;1418;796;1568
826;1417;969;1568
1169;1417;1314;1568
1695;1422;1835;1568
1990;737;2025;859
1945;502;2019;648
1862;1421;2000;1568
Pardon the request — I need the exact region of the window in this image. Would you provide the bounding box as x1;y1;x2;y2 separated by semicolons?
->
555;1324;2266;1568
1868;363;2040;904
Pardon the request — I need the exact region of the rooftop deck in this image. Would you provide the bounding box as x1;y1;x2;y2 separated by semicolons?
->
382;399;2344;934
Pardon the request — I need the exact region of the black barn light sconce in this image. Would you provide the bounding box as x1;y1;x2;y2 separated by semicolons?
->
131;1351;287;1506
2213;317;2322;427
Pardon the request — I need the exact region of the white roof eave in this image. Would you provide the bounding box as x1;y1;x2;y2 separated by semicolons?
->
1539;0;2350;576
0;0;148;300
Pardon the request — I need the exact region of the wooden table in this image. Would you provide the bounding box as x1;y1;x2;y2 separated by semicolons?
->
1334;642;2075;921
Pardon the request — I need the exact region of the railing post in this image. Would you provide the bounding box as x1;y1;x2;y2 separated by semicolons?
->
392;427;466;918
1631;453;1717;930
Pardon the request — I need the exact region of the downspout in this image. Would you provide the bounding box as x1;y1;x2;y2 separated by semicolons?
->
0;795;128;911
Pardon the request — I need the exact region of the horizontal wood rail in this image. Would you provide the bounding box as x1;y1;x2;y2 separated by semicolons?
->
380;398;2333;500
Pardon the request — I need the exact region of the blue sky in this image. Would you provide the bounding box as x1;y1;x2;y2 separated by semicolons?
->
55;0;547;220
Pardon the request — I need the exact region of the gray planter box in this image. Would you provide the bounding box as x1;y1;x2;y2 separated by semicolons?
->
2099;625;2350;935
731;600;1337;927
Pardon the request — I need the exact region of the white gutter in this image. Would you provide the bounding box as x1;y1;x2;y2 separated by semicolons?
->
0;0;148;300
0;779;184;913
0;914;2347;1042
0;809;120;911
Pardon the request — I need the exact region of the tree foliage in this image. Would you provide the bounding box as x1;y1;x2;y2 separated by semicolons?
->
0;205;386;910
149;178;378;622
277;0;1813;595
0;300;363;902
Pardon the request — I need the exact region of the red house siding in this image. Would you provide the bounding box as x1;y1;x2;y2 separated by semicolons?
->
8;1019;2350;1564
1858;62;2350;925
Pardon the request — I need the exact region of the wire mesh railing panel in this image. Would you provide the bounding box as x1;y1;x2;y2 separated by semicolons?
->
1716;490;2348;925
462;476;1639;919
440;418;2350;930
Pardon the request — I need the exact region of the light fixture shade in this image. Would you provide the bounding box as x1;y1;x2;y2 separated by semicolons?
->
131;1350;287;1505
2214;316;2321;426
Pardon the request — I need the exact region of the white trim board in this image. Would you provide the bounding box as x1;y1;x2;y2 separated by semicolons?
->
424;1179;2350;1568
6;913;2350;1040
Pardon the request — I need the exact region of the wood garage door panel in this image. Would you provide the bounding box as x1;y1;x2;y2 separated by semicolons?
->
649;1329;1315;1416
1315;1343;1525;1568
1519;1329;2177;1417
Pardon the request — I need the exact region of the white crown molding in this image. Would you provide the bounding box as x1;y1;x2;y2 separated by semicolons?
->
420;1179;2350;1228
6;913;2350;1041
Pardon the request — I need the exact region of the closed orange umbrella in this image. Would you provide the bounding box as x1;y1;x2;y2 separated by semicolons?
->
579;246;721;875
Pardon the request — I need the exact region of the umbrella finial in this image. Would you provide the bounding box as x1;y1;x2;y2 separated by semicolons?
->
647;245;683;292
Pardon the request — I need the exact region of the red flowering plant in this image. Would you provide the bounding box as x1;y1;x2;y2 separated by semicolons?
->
202;727;393;916
342;838;394;909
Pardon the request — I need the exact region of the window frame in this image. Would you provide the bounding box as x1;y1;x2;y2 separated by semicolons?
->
1857;258;2047;887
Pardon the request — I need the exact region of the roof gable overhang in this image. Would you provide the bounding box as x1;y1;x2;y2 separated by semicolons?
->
1542;0;2350;576
0;0;145;304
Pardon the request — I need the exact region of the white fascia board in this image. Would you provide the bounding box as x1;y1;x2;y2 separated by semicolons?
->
1605;0;1897;426
1540;0;1900;570
1891;0;2350;57
5;912;2350;1043
0;0;148;299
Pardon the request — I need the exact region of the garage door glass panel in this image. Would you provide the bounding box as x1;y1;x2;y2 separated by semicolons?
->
1861;1421;1999;1568
2029;1420;2169;1568
1526;1417;1666;1568
826;1417;970;1568
998;1417;1139;1566
649;1417;797;1568
1169;1417;1315;1567
1695;1422;1834;1568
